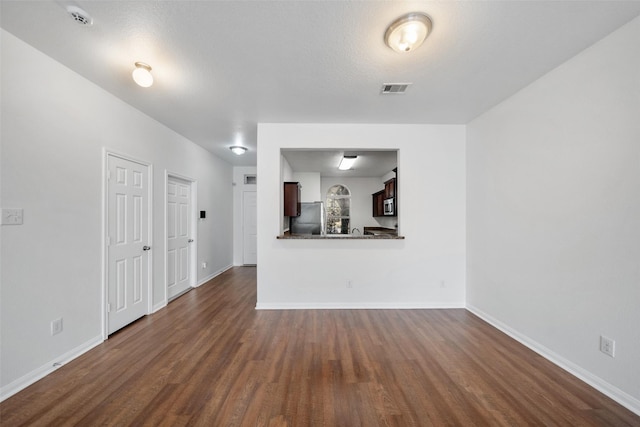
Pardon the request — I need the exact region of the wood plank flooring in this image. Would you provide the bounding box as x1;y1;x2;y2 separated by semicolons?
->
1;267;638;426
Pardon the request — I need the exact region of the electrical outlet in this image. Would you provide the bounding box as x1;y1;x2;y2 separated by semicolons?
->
346;280;353;288
1;208;23;225
51;318;63;336
202;262;207;269
600;336;615;357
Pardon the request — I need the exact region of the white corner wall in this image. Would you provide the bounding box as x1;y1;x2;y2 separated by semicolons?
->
292;172;321;202
466;17;640;412
257;124;466;308
0;30;233;397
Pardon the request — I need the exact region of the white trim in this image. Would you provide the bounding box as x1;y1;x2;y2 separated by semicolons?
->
164;172;198;305
152;301;167;314
256;302;466;310
241;189;257;265
103;150;153;338
466;304;640;416
0;335;103;402
101;149;108;339
197;264;234;287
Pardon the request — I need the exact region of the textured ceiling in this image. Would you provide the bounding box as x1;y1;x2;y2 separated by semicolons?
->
2;1;640;167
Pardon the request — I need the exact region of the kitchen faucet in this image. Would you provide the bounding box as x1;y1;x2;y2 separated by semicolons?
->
351;227;361;236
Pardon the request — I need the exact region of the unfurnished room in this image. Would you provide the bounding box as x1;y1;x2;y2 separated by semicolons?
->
1;1;639;425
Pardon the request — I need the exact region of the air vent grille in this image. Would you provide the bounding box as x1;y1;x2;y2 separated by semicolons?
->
381;83;411;94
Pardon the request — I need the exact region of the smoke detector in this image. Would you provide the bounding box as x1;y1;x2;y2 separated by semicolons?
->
66;6;93;26
381;83;412;94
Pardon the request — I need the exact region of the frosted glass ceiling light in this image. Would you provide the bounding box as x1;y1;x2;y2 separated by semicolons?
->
385;13;432;53
132;62;153;87
338;155;357;170
230;146;248;155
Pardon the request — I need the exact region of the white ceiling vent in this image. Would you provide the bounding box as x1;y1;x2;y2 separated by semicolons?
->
66;6;93;26
381;83;411;94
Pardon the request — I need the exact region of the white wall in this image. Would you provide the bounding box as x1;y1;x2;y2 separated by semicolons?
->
466;16;640;411
0;30;233;396
232;166;257;265
292;172;321;202
257;124;466;308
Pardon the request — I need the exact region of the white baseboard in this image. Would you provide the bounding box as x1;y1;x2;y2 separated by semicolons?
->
152;301;166;313
0;335;103;402
197;264;233;287
466;304;640;416
256;302;466;310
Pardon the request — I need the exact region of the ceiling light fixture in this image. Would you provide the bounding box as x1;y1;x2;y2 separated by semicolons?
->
132;62;154;87
230;146;248;155
338;155;357;170
384;12;432;53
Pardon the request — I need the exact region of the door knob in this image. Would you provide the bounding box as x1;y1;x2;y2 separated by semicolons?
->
143;246;151;251
188;239;194;243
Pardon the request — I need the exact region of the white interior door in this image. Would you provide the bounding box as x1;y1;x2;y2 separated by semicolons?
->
107;154;150;335
243;191;257;265
167;176;193;300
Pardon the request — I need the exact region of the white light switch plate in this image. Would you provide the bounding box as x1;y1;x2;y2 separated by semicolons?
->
1;208;24;225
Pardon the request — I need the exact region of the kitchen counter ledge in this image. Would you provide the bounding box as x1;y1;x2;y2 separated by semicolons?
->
277;234;404;240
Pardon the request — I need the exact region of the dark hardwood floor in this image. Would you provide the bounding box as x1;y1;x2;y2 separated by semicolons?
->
2;267;638;426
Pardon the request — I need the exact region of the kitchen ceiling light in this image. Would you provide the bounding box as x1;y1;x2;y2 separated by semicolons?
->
338;155;357;170
230;146;248;155
132;62;153;87
385;12;432;53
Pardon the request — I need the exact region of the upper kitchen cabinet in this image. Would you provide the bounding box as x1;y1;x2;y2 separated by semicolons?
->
372;190;385;217
384;178;396;199
284;182;301;216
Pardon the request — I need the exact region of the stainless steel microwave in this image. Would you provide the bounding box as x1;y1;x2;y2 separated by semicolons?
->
383;197;395;216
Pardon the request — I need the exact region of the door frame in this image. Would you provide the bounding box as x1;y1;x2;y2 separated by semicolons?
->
242;190;257;265
101;149;153;340
163;171;197;306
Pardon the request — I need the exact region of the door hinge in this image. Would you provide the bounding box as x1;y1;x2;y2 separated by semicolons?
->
107;236;111;246
107;170;112;180
107;303;111;313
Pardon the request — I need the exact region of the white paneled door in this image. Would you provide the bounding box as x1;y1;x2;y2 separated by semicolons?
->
167;176;193;300
243;191;257;265
107;154;150;335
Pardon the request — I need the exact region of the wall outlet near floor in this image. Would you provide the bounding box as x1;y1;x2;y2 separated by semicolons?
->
51;318;63;336
346;280;353;288
600;335;615;357
202;262;207;269
1;208;23;225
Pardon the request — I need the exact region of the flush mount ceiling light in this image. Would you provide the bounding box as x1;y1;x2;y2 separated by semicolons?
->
230;146;248;155
338;155;357;170
132;62;153;87
384;12;432;53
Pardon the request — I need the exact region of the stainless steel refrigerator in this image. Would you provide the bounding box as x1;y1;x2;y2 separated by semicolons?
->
290;202;325;235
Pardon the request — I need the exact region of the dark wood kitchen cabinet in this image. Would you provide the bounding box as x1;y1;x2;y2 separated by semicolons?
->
384;178;396;199
372;190;385;217
283;182;301;216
